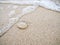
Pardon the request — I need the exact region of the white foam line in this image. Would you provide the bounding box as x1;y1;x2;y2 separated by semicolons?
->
0;18;19;36
22;6;38;14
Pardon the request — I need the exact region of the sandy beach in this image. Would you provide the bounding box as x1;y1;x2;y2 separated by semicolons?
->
0;4;60;45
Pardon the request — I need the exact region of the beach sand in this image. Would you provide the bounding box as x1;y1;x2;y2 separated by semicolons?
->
0;5;60;45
